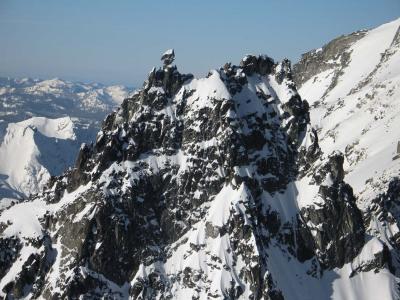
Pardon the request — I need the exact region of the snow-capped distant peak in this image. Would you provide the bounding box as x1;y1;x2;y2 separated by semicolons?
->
16;116;76;140
0;77;133;205
0;117;81;204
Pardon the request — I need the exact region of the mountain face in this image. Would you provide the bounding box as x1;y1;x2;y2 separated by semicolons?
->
294;18;400;204
0;117;91;208
0;78;133;205
0;19;400;300
293;17;400;297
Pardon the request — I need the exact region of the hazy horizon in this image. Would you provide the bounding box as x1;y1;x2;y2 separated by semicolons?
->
1;0;399;86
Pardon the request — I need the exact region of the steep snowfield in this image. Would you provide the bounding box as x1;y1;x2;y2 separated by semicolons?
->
298;18;400;207
0;117;79;207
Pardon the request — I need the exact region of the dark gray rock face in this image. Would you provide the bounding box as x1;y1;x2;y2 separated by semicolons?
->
300;152;365;268
293;31;366;90
161;49;175;67
0;51;388;299
365;177;400;275
0;237;21;280
349;242;393;277
391;25;400;47
1;234;55;299
240;55;275;76
373;178;400;226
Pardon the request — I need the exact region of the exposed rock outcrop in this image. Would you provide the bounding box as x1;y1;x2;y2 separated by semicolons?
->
0;48;395;299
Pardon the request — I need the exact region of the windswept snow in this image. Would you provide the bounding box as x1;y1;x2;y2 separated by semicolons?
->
299;17;400;205
186;70;231;109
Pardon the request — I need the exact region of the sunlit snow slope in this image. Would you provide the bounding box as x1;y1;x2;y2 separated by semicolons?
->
0;117;80;208
295;18;400;207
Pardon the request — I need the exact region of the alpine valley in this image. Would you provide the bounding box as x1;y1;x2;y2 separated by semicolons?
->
0;18;400;300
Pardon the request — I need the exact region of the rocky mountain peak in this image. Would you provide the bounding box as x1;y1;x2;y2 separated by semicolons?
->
0;35;399;298
239;54;275;76
161;49;175;67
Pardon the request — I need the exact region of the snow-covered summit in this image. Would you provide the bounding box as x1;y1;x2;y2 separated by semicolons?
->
1;19;400;299
0;44;397;300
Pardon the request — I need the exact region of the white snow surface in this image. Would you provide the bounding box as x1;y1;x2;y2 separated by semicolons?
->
299;17;400;207
0;117;79;203
162;49;174;56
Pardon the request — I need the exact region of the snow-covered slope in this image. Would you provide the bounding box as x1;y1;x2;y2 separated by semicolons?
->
0;117;81;208
294;18;400;207
0;47;398;299
0;78;133;205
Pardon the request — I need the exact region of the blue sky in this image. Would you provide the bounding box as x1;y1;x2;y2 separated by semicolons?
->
0;1;399;86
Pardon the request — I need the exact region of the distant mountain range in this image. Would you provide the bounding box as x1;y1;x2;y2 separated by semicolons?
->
0;77;131;123
0;77;134;205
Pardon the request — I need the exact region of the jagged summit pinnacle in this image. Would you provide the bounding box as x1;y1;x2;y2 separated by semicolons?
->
239;54;275;76
0;52;324;299
144;49;192;98
161;48;175;66
1;17;400;297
